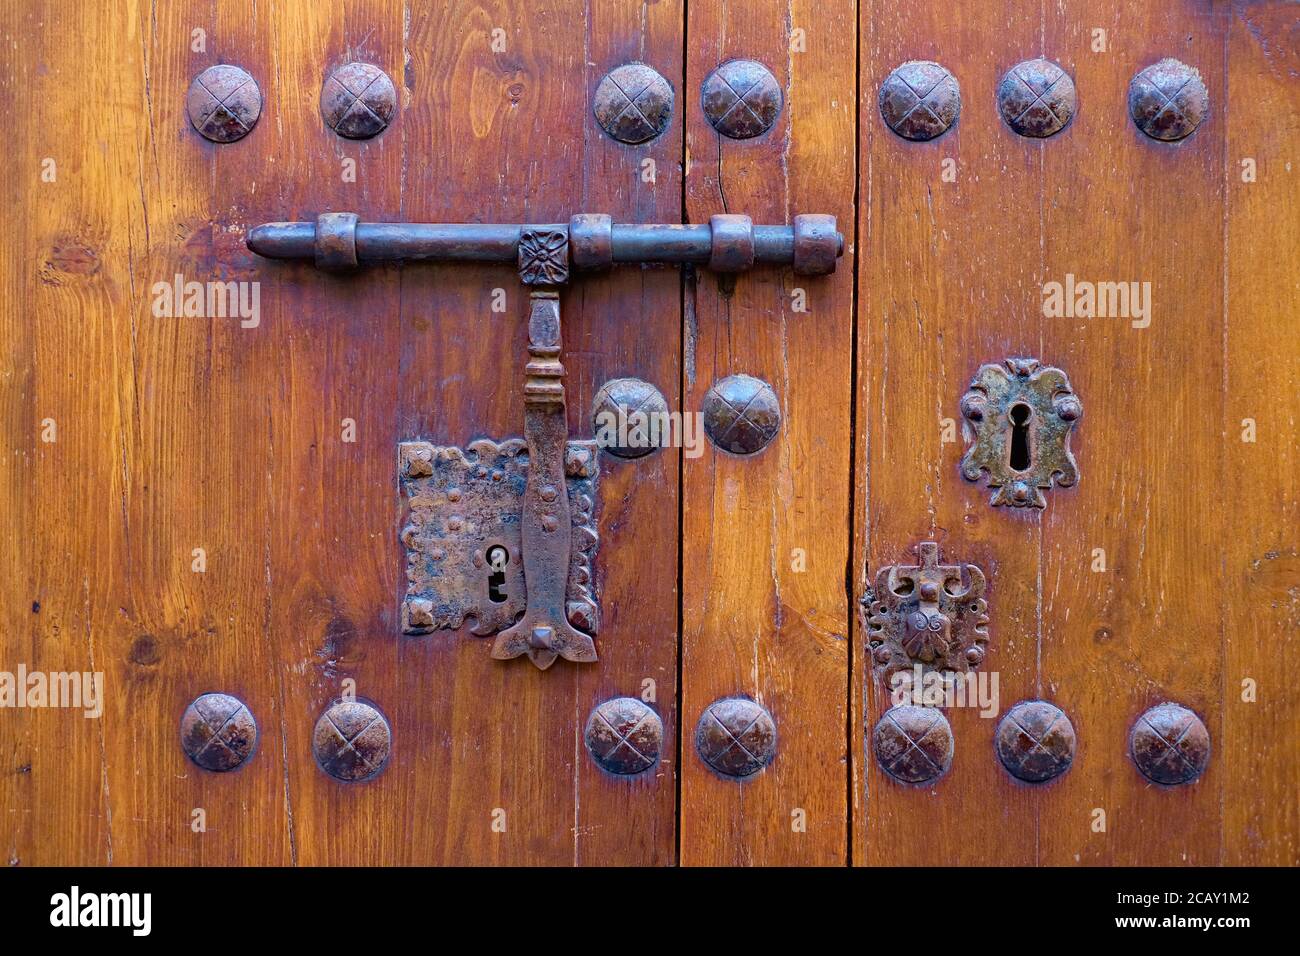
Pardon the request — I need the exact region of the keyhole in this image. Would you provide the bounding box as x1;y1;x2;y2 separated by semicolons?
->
486;546;509;603
1009;403;1032;472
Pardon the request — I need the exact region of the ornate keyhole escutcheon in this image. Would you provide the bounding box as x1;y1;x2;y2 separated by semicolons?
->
959;357;1082;509
861;541;989;681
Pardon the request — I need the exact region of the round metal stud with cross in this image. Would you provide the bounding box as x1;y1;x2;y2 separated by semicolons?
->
584;697;663;775
312;699;393;782
186;64;262;144
592;377;669;459
180;692;258;772
700;59;782;139
879;60;960;142
1128;58;1208;142
701;373;780;455
995;700;1076;783
694;697;776;778
592;63;674;145
320;61;397;139
1129;702;1211;785
872;704;953;785
996;58;1077;138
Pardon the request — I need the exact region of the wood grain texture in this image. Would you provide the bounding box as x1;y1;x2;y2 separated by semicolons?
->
2;0;1296;868
1036;1;1226;866
681;0;856;865
1222;1;1299;866
854;0;1042;867
0;0;685;866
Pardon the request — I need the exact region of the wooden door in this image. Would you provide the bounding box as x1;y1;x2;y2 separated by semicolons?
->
0;0;1294;869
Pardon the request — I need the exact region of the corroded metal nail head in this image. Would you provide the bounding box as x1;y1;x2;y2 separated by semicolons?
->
880;60;960;141
872;704;953;785
313;699;392;782
995;700;1076;783
695;697;776;777
187;65;262;144
701;59;782;139
701;373;780;455
593;63;674;145
1130;702;1210;785
180;692;258;772
584;697;663;774
1128;58;1208;142
321;61;397;139
592;377;669;459
997;58;1076;138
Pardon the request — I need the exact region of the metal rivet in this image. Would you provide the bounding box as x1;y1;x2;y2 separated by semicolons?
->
186;65;261;144
1130;702;1210;785
312;699;392;782
701;373;780;455
995;700;1076;783
872;704;953;785
879;60;961;141
695;697;776;777
997;58;1076;138
593;63;673;145
592;377;669;459
321;61;397;139
700;59;782;139
584;697;663;775
1128;58;1208;142
180;693;258;772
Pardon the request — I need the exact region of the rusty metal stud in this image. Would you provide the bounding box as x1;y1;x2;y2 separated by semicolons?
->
584;697;663;775
312;699;392;783
1128;58;1209;142
995;700;1076;783
997;58;1076;138
695;697;776;777
592;377;669;459
872;704;953;785
321;61;397;139
701;374;780;455
593;63;673;145
180;693;258;772
1130;702;1211;786
186;65;261;144
700;59;782;139
879;60;960;142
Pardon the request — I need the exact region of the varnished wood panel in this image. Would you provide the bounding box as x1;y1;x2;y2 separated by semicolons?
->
681;0;856;865
1036;1;1226;866
0;0;683;866
1222;1;1299;866
2;0;1296;868
854;1;1042;867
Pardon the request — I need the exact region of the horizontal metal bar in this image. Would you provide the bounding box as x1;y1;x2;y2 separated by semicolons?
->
246;212;843;277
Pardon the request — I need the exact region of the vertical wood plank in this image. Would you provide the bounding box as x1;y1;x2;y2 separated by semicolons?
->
855;2;1040;867
572;0;683;867
2;0;165;865
1038;1;1226;864
682;0;856;865
259;0;407;865
1222;0;1299;866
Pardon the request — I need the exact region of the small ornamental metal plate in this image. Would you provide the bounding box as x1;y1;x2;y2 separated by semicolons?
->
959;357;1082;509
398;438;599;639
861;541;989;679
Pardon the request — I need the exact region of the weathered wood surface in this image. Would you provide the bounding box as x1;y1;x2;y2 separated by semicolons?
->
0;0;1294;867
